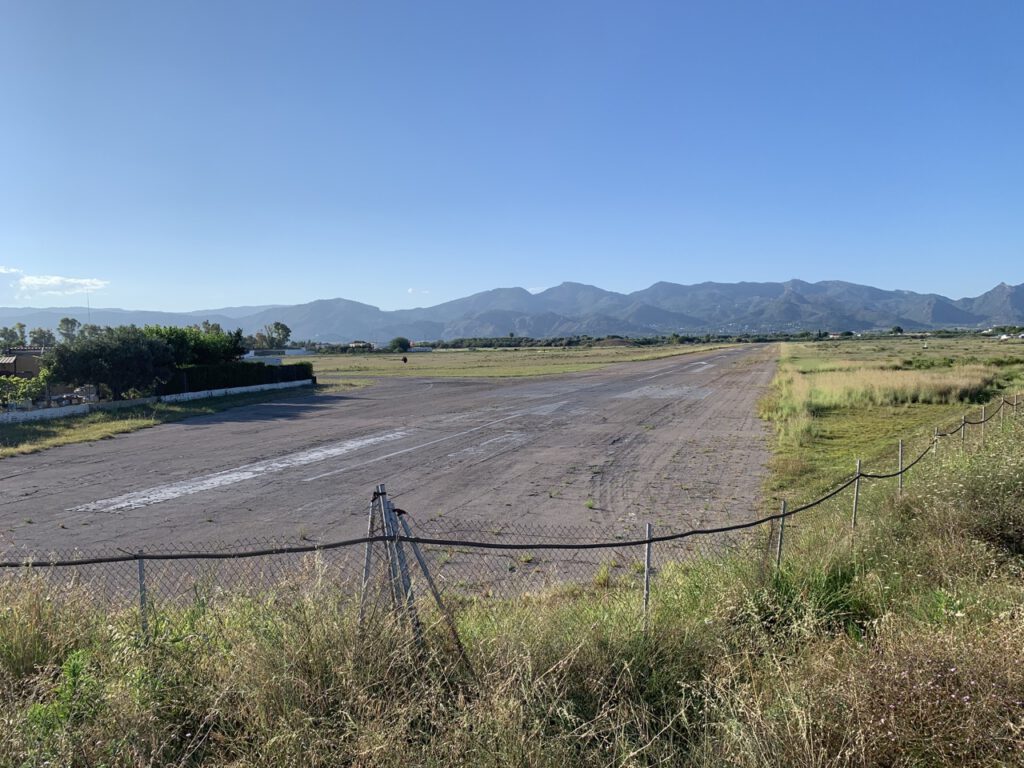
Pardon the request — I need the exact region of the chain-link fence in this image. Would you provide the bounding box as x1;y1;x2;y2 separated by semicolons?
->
1;393;1019;641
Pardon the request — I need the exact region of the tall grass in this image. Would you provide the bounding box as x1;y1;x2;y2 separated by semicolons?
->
792;365;999;410
3;419;1023;766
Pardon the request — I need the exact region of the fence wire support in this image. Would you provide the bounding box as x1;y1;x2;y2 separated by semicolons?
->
137;550;149;641
851;459;861;529
643;522;653;633
358;497;381;626
395;510;474;677
898;440;903;497
378;485;423;646
775;500;786;569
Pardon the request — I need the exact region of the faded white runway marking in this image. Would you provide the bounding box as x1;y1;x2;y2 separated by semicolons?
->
614;385;712;400
303;401;568;482
69;431;410;513
641;360;714;380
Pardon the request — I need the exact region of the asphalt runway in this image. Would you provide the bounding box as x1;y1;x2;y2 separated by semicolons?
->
1;345;776;557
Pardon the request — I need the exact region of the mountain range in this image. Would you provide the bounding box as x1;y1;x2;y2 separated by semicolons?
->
4;279;1023;343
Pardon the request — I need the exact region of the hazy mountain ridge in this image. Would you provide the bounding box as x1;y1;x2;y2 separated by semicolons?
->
4;280;1022;343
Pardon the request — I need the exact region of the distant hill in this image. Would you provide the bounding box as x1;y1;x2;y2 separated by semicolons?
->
4;279;1022;343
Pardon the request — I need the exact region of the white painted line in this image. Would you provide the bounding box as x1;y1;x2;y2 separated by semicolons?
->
69;431;410;513
642;370;675;380
303;402;567;482
642;360;713;380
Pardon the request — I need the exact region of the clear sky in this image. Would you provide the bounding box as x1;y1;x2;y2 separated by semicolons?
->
1;1;1021;312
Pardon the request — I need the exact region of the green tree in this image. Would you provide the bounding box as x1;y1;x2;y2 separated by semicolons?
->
14;322;26;346
29;327;57;346
143;325;245;366
57;317;81;342
0;326;19;347
263;322;292;348
45;326;175;400
891;325;904;335
389;336;411;353
0;373;47;405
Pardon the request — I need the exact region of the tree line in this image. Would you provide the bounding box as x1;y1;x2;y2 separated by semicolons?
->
1;319;305;405
0;317;295;351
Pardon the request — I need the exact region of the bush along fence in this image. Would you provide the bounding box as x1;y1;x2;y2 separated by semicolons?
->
157;360;314;396
1;391;1020;649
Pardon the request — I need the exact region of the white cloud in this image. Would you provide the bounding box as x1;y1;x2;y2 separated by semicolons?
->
0;266;22;274
406;287;430;295
16;274;109;297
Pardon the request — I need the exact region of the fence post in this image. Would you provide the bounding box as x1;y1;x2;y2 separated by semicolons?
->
358;497;379;626
643;523;653;633
775;500;786;569
851;459;861;529
981;405;986;445
137;550;149;641
933;427;938;456
960;415;966;452
898;440;903;497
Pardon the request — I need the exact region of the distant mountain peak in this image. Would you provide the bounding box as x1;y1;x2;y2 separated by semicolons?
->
2;279;1018;343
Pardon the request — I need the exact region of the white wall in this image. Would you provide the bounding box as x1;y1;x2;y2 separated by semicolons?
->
0;380;313;425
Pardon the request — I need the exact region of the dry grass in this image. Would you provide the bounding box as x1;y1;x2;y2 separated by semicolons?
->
303;343;731;380
3;422;1023;765
0;387;322;458
786;365;999;411
4;339;1024;765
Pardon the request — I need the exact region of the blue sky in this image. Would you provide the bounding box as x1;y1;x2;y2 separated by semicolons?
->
1;1;1021;311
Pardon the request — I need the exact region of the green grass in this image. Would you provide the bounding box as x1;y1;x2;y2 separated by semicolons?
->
0;379;372;458
0;388;309;458
303;343;731;380
760;337;1024;499
2;419;1022;766
3;337;1024;765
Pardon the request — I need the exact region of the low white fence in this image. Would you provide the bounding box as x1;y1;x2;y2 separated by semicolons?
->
0;379;314;425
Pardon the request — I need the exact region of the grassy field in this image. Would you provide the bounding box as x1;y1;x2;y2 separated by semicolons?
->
303;342;729;381
760;336;1024;499
0;383;374;459
2;336;1023;765
1;417;1021;765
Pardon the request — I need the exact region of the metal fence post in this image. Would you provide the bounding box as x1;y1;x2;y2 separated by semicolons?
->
933;427;938;456
897;440;903;497
851;459;861;529
775;501;786;569
643;523;653;633
960;415;966;452
137;550;149;640
981;405;986;445
358;496;379;626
